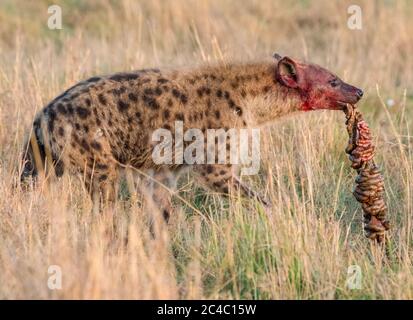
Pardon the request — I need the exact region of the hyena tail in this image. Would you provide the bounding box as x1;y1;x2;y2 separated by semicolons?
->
20;119;64;185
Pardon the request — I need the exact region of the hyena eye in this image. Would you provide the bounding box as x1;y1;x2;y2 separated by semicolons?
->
329;78;339;87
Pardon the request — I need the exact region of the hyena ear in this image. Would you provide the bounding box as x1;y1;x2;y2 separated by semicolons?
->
276;57;299;88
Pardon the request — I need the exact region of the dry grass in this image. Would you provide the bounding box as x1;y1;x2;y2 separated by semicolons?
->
0;0;413;299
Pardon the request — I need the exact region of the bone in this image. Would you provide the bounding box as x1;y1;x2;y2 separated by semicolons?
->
343;104;390;243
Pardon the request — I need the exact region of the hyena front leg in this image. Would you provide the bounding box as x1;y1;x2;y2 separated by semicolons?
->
84;160;119;213
194;164;271;206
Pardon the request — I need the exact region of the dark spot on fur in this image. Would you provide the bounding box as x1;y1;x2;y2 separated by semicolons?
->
58;127;65;137
216;89;222;98
99;174;108;182
172;89;188;104
57;103;67;115
155;87;163;96
85;98;91;107
167;99;173;107
144;88;154;95
81;139;90;152
157;78;168;84
128;92;138;102
163;110;170;120
53;159;64;177
117;100;130;112
213;181;223;188
112;87;126;96
198;86;211;96
109;73;139;82
262;85;271;93
172;89;181;98
180;94;188;104
83;125;89;133
91;141;102;151
175;113;185;121
48;109;57;132
197;87;204;97
143;95;160;110
206;165;214;174
98;94;107;105
77;106;91;119
96;163;108;170
87;76;101;83
215;110;220;119
66;103;74;115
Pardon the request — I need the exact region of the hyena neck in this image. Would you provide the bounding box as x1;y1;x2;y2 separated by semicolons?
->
229;62;302;127
188;61;303;127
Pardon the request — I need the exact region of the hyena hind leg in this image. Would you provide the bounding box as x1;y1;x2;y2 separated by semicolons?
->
137;169;179;223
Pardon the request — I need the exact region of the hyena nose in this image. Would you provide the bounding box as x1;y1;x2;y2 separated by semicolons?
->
356;89;364;99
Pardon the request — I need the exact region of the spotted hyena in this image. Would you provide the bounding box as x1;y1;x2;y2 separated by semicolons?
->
21;54;363;219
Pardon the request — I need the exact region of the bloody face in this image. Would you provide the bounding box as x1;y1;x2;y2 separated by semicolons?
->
275;55;364;111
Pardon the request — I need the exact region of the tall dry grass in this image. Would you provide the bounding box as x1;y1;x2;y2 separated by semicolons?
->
0;0;412;299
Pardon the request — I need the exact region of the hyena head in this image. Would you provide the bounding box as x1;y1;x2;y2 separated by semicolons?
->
274;54;363;111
